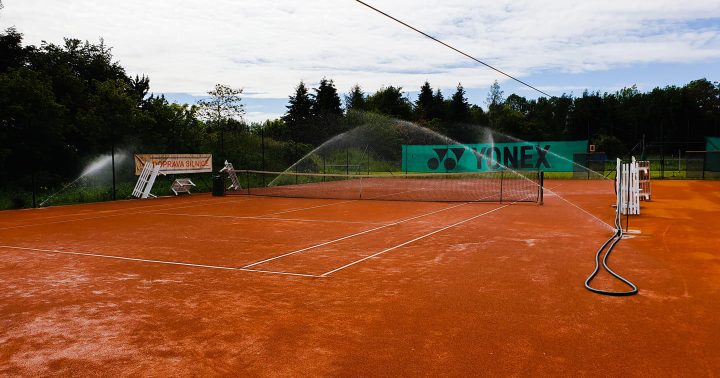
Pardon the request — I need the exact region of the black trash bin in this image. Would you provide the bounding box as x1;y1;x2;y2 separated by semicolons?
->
212;175;225;196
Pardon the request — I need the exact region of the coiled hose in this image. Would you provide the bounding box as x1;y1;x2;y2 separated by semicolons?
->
584;171;638;296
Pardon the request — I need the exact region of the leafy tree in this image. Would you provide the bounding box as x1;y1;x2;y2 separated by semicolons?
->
469;104;488;126
505;94;528;114
0;68;67;186
196;84;244;125
485;80;505;130
682;79;720;138
254;118;291;142
0;28;28;72
141;95;203;153
197;84;244;162
366;86;412;120
485;80;504;111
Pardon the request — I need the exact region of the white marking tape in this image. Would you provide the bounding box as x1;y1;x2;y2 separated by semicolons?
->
241;202;471;268
0;245;323;278
0;197;250;231
151;212;390;226
320;204;510;276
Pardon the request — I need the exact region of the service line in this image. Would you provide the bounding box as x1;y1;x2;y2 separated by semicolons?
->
319;204;511;276
241;202;472;269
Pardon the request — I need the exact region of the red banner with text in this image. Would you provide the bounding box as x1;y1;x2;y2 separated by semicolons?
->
134;154;213;175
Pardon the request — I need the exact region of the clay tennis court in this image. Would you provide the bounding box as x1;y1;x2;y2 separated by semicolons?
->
1;179;719;376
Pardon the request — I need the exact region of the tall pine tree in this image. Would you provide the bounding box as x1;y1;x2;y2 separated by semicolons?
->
345;84;366;112
415;81;434;121
449;83;470;122
311;78;343;143
283;81;313;144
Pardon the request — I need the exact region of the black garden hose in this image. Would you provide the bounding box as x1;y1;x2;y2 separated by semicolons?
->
585;177;638;296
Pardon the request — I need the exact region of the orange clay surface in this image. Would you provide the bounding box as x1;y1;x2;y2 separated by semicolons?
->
0;180;719;376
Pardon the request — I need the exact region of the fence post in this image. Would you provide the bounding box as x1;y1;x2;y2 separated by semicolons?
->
660;157;665;179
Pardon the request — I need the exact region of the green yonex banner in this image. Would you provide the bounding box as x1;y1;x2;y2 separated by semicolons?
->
707;137;720;151
706;137;720;172
402;140;588;172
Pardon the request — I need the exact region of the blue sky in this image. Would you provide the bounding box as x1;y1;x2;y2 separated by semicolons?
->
2;1;719;122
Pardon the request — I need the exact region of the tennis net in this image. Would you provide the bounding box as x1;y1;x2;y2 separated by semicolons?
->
224;170;543;203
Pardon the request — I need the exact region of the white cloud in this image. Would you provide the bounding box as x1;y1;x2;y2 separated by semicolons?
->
2;0;719;98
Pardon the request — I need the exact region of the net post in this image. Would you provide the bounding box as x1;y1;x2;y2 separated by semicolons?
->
367;149;371;176
539;171;544;205
499;171;504;203
261;126;266;187
245;170;250;195
403;145;408;177
346;148;349;176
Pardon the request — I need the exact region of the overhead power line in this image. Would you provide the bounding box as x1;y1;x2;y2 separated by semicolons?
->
354;0;552;98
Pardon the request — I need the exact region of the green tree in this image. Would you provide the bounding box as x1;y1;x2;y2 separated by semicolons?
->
485;80;504;111
283;81;313;144
0;68;67;192
311;78;343;143
254;118;291;142
415;81;434;121
366;86;412;119
485;80;505;130
449;83;470;122
197;84;245;162
0;28;29;72
431;89;445;120
442;83;476;142
141;95;203;153
345;84;367;112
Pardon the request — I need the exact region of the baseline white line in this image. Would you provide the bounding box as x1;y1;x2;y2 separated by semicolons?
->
150;212;390;226
4;195;247;223
241;202;471;268
0;245;322;278
320;204;511;277
0;197;250;231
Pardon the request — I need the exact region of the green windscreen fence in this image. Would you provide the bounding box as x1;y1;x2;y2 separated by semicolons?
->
402;140;588;173
706;137;720;172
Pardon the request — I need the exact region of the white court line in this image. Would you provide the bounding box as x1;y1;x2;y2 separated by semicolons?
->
319;183;607;276
320;204;512;277
241;202;472;269
0;245;323;278
253;199;357;217
544;186;615;231
5;196;243;223
0;197;250;232
151;212;391;226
